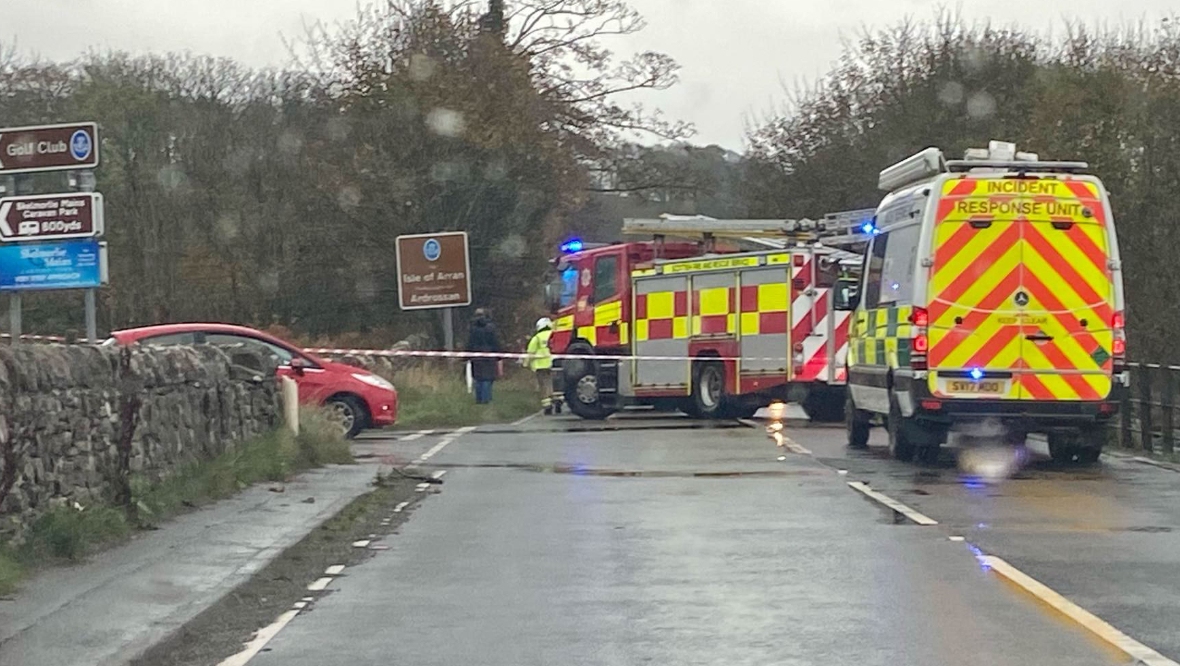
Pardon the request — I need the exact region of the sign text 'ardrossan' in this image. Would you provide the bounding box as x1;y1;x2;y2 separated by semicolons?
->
395;232;472;310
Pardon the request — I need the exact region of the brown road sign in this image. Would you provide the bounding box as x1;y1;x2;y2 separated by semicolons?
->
0;122;99;174
0;193;104;242
396;232;472;310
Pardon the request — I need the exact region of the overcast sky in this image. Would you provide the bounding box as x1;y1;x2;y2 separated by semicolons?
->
3;1;1176;149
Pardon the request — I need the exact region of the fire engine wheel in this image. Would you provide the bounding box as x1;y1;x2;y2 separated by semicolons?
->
567;374;610;421
692;362;727;419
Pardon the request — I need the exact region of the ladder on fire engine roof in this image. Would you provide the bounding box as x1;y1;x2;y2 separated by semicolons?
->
621;210;878;254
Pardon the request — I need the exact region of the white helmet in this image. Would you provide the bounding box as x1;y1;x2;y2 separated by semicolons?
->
535;317;553;331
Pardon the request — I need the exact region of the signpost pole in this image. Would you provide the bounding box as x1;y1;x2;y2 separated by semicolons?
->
443;308;455;351
84;289;97;342
9;294;20;345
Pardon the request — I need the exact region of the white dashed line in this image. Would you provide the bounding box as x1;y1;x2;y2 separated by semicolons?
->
418;438;455;463
948;536;965;542
981;555;1179;666
415;483;430;492
399;429;434;442
216;607;304;666
306;577;333;592
393;501;409;513
431;470;447;480
511;411;542;426
846;481;938;525
452;426;478;435
324;565;345;576
351;540;371;548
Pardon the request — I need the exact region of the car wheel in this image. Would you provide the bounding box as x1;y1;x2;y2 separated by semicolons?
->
327;395;366;439
846;391;870;449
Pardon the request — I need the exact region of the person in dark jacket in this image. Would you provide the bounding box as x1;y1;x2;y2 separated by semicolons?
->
466;308;500;404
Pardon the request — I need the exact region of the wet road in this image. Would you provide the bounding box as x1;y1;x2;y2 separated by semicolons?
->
799;423;1180;662
247;413;1137;666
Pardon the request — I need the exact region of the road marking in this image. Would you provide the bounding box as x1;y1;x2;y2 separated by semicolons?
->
948;536;965;542
783;437;812;455
837;469;848;476
777;455;787;461
431;470;446;480
846;482;938;525
512;411;542;426
216;606;304;666
418;438;455;462
1131;456;1180;473
415;483;430;492
351;540;371;548
307;577;333;592
324;565;345;576
981;555;1179;666
393;501;409;513
399;429;434;442
453;425;478;435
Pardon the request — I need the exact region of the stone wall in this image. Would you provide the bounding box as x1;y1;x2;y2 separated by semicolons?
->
0;344;280;540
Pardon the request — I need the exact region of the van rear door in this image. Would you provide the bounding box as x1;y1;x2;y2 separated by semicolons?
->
927;177;1115;401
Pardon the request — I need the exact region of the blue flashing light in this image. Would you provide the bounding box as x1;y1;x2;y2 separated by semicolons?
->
968;367;984;381
560;238;584;254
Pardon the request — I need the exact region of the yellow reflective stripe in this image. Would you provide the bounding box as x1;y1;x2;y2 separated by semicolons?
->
554;316;574;332
740;312;760;335
673;317;688;339
698;287;729;316
577;326;597;345
647;292;674;319
635;319;649;342
594;300;622;326
757;283;788;310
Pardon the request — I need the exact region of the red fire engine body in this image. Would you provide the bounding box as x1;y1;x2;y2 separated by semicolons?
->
546;215;865;420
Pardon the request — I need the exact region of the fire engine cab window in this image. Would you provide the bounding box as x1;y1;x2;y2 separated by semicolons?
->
863;234;888;309
560;267;578;308
878;224;920;306
592;255;618;304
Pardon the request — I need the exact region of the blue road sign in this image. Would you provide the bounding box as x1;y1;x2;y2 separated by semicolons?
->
0;239;105;291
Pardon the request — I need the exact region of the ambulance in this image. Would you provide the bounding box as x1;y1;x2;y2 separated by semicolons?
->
844;141;1126;464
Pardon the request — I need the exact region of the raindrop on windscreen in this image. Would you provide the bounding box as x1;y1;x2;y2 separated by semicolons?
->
938;81;964;106
257;270;279;296
496;234;526;259
966;91;996;119
326;117;351;142
337;186;362;211
215;213;240;242
426;108;466;138
409;54;438;82
277;130;304;157
157;165;187;192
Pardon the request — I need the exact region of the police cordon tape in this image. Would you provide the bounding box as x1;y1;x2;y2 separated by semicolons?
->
304;347;795;364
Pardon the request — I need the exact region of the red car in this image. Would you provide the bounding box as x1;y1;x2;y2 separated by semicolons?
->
105;323;397;438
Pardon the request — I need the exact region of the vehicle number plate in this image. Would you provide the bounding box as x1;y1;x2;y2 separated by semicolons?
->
948;380;1003;394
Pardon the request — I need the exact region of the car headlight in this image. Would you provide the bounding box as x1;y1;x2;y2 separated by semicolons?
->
352;373;394;391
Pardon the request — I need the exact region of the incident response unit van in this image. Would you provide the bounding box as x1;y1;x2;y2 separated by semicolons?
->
844;141;1127;464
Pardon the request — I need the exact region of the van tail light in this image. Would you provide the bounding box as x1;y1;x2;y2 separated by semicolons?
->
913;333;929;353
911;307;929;370
1112;310;1126;370
910;307;929;327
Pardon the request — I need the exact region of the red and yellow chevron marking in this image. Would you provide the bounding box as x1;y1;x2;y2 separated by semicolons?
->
737;284;788;335
928;176;1113;401
635;290;689;341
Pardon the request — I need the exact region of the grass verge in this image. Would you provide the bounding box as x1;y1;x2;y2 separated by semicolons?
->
0;409;351;597
394;363;539;429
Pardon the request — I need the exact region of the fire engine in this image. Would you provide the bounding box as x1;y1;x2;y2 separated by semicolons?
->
544;213;870;420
